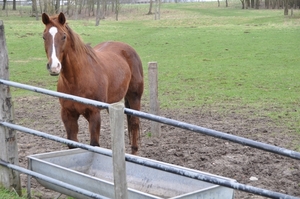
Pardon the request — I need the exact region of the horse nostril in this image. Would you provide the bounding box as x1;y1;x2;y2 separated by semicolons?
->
47;63;50;70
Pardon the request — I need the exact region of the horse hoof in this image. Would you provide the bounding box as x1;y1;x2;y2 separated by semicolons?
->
67;145;76;149
131;146;138;155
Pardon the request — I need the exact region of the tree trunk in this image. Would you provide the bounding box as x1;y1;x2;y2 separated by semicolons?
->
2;0;6;10
67;0;71;15
31;0;38;18
284;0;289;14
240;0;245;9
246;0;250;8
74;0;78;19
89;0;95;16
251;0;254;7
78;0;83;15
55;0;60;14
95;0;101;26
226;0;228;7
102;0;107;18
32;0;37;15
43;0;48;13
115;0;119;21
12;0;16;10
39;0;42;17
265;0;270;9
155;0;160;20
147;0;153;15
255;0;260;8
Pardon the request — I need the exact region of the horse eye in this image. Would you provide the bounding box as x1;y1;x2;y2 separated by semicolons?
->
42;36;46;40
62;35;66;40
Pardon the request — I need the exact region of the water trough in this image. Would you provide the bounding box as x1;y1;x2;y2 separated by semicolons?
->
27;148;235;199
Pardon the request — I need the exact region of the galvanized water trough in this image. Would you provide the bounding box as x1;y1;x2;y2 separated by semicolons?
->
27;148;235;199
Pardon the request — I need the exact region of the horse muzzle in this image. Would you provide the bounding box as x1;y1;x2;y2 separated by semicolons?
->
47;62;61;76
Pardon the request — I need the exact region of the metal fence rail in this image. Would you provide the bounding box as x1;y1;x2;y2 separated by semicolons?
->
1;79;300;161
1;121;299;199
0;159;109;199
0;79;300;199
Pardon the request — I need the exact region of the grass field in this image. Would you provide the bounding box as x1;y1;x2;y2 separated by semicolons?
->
2;3;300;116
0;2;300;197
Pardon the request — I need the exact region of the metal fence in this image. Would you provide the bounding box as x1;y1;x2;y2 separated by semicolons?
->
0;79;299;199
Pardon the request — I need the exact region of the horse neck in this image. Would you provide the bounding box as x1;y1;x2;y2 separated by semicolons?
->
61;44;95;84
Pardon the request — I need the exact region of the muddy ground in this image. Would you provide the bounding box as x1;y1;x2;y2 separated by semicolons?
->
14;95;300;199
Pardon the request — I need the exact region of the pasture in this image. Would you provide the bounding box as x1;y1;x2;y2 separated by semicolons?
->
1;1;300;198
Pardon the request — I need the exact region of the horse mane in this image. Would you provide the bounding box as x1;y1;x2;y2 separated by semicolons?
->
49;15;99;63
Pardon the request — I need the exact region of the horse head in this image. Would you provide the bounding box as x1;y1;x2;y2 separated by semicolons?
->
42;12;67;76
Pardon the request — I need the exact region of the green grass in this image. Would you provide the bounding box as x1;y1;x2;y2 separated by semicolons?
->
0;187;26;199
1;2;300;119
1;2;300;198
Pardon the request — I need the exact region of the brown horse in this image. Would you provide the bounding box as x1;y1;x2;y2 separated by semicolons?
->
41;12;144;155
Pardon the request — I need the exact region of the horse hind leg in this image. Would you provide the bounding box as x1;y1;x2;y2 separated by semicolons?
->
125;99;132;144
125;97;141;155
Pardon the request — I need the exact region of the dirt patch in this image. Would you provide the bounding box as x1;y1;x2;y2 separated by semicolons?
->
14;95;300;199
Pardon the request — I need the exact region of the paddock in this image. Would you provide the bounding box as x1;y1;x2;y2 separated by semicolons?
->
1;20;300;198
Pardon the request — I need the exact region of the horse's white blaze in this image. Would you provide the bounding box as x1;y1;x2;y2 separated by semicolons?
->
49;26;61;74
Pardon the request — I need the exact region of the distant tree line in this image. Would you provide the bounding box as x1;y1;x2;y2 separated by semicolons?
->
239;0;300;10
2;0;299;18
29;0;118;21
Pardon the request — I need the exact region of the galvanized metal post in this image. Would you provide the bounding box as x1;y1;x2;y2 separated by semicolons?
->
0;20;21;196
109;102;128;199
148;62;161;137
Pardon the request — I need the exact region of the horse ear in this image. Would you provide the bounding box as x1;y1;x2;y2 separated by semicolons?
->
58;12;66;25
42;13;50;25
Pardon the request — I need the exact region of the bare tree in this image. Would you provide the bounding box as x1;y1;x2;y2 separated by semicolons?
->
265;0;270;9
155;0;160;20
240;0;245;9
55;0;60;13
43;0;48;13
31;0;39;18
78;0;84;15
255;0;259;8
38;0;43;16
245;0;250;8
284;0;289;14
147;0;153;15
115;0;119;21
66;0;71;15
87;0;95;16
102;0;107;18
13;0;16;10
95;0;101;26
2;0;7;10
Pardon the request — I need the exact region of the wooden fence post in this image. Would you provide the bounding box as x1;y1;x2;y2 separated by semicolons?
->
109;102;128;199
0;20;21;195
148;62;161;137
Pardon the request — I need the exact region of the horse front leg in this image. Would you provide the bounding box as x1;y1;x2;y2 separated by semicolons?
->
83;109;101;147
61;108;80;148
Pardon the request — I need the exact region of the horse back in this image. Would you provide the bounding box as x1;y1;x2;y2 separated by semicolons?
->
94;41;143;79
